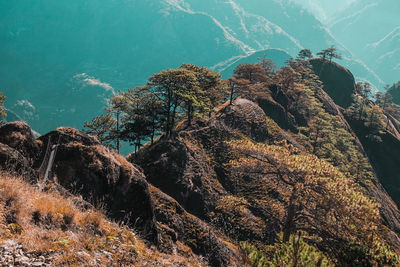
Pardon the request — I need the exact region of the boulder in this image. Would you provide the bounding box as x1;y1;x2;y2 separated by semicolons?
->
37;127;157;240
0;143;32;177
310;58;356;108
217;98;269;142
0;122;40;163
133;135;226;219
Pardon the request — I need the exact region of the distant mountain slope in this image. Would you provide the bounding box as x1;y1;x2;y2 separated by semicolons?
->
330;0;400;84
290;0;357;22
218;49;291;78
0;0;385;134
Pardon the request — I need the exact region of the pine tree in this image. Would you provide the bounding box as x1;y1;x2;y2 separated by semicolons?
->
84;114;116;146
229;139;380;251
349;82;372;120
297;49;313;60
274;66;299;92
107;94;126;153
376;85;400;124
148;68;200;135
227;77;250;104
317;47;341;62
233;63;270;84
257;54;277;77
181;63;228;118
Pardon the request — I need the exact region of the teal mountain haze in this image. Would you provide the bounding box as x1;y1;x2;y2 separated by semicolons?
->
1;0;398;134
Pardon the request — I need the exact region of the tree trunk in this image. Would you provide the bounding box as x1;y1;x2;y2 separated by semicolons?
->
283;191;296;242
151;120;155;144
116;112;120;154
166;89;172;137
187;102;192;127
170;98;178;137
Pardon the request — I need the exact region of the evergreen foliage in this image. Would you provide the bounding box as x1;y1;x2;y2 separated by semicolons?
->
84;114;116;145
84;64;226;150
346;82;394;142
297;49;313;60
317;47;342;62
229;138;380;245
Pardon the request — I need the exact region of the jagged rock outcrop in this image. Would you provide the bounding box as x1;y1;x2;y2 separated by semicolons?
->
0;122;39;178
310;58;356;108
217;99;269;143
133;99;277;219
36;127;157;240
0;122;40;164
132;99;304;251
0;122;248;265
133;134;226;219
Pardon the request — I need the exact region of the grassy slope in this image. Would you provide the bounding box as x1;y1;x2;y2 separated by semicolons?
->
0;172;205;266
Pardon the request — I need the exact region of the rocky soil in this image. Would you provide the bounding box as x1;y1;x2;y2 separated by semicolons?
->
0;240;52;267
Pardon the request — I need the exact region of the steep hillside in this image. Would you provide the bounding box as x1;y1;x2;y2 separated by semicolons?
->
291;0;357;22
310;61;400;234
0;172;207;266
124;60;400;264
1;57;400;265
0;121;247;266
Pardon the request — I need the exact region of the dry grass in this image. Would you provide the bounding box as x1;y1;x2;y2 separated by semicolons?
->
114;153;134;172
0;172;203;266
56;127;82;137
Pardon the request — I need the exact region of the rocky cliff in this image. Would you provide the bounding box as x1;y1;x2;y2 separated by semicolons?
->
1;60;400;265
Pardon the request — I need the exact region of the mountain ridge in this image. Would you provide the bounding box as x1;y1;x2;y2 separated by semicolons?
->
1;57;400;265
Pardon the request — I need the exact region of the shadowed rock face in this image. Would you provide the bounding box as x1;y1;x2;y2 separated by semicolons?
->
0;143;32;176
133;99;272;218
345;117;400;223
135;137;225;219
310;58;356;108
150;185;245;267
0;122;40;163
35;127;157;241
